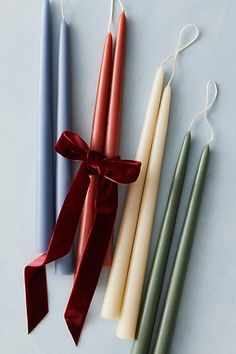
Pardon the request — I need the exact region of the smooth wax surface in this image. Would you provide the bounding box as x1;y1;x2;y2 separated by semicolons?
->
104;12;127;267
101;65;164;319
117;85;172;340
55;20;73;275
36;0;55;252
132;132;191;354
153;145;209;354
2;1;236;353
77;32;113;268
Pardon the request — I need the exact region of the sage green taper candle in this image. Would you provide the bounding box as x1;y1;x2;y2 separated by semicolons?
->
153;144;209;354
131;132;191;354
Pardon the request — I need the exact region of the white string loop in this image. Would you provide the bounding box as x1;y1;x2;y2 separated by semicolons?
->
107;0;114;32
61;0;65;20
161;24;199;86
108;0;125;32
188;81;218;145
118;0;124;12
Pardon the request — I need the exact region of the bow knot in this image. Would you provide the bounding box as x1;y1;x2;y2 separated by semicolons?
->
85;150;104;175
56;131;141;184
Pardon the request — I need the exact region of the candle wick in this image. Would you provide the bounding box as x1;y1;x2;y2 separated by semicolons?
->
107;0;114;33
161;24;199;86
61;0;65;20
188;81;218;145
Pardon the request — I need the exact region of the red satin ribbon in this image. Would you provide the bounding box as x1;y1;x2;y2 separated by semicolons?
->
24;131;141;344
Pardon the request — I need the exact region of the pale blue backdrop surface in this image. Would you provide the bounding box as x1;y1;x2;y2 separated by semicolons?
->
0;0;235;353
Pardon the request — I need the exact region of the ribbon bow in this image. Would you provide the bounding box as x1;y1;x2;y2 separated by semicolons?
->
24;131;141;344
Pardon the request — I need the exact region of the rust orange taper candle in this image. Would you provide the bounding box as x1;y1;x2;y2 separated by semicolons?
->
77;3;127;269
103;10;127;266
76;31;113;268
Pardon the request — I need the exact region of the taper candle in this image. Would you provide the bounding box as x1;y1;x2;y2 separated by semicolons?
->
104;10;127;267
77;27;113;265
116;24;199;339
101;65;164;319
153;145;209;354
131;132;191;354
152;80;217;354
36;0;55;252
55;6;73;274
117;84;172;340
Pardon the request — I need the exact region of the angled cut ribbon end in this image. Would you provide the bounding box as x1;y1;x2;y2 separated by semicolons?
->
65;312;83;346
24;264;49;335
27;306;48;334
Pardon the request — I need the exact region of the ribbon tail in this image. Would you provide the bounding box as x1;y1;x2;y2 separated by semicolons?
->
64;178;118;345
25;265;48;333
24;163;90;333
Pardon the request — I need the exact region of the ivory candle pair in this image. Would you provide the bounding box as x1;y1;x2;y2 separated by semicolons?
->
101;65;164;319
117;84;172;339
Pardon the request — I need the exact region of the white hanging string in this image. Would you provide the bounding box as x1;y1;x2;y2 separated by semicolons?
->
61;0;65;20
108;0;125;32
161;24;199;86
107;0;114;32
188;81;218;144
118;0;125;12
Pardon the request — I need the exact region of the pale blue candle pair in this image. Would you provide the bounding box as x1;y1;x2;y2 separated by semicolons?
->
37;0;73;274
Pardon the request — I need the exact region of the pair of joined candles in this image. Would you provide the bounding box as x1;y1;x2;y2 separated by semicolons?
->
37;0;73;273
101;24;199;339
77;0;126;270
37;0;126;274
132;81;218;354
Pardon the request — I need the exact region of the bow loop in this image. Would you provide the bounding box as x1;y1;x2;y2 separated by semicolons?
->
56;131;141;182
55;131;89;161
101;158;141;184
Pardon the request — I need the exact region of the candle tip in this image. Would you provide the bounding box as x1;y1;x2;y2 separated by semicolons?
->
165;83;172;93
42;0;50;11
186;130;191;140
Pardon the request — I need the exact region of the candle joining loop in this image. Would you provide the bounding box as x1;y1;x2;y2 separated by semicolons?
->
107;0;114;32
118;0;125;12
188;81;218;144
61;0;65;20
161;24;199;86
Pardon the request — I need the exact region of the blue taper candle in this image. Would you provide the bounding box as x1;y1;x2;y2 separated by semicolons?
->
55;17;73;274
36;0;55;252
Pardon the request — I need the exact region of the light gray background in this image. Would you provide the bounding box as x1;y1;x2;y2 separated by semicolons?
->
0;0;235;353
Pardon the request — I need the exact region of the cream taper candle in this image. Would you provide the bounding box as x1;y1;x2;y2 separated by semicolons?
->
117;84;172;339
101;65;164;319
